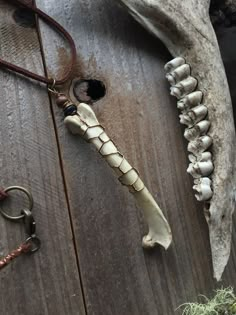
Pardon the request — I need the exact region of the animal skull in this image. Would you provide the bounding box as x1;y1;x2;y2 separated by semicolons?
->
115;0;236;281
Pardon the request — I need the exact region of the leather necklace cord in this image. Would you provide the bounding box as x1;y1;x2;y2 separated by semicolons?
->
0;0;77;86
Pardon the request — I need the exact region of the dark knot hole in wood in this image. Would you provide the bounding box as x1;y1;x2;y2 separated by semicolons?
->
73;79;106;104
13;8;36;28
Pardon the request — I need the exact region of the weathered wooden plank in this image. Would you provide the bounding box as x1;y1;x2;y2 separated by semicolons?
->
0;2;85;315
216;27;236;121
37;0;236;314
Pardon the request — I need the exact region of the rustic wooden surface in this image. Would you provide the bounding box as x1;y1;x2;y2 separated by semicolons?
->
0;2;85;315
0;0;235;314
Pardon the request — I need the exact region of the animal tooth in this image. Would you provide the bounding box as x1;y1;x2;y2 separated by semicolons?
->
170;77;198;99
193;178;213;201
188;105;208;123
184;120;211;141
179;114;192;126
179;105;208;127
166;64;191;85
199;151;212;161
166;74;175;86
189;152;212;163
187;160;214;178
177;91;203;111
188;135;213;155
164;57;185;72
194;177;211;186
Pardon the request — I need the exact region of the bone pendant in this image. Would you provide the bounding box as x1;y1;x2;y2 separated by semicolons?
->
115;0;236;280
64;103;172;250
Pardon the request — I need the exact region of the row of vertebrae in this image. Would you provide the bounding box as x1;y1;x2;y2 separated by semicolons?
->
78;121;145;193
64;102;172;249
164;57;213;201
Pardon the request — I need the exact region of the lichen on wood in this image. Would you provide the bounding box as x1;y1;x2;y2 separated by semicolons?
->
179;287;236;315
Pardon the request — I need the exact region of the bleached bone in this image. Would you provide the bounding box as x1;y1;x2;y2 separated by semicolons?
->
184;120;211;141
116;0;236;280
193;177;213;201
177;91;203;112
170;77;198;99
179;105;208;127
64;103;172;250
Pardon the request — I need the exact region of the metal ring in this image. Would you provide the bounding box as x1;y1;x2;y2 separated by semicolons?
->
25;235;41;253
49;78;56;89
0;186;33;221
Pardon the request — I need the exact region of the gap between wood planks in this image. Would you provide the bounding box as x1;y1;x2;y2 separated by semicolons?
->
34;5;88;315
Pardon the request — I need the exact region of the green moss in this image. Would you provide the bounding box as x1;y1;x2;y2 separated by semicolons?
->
179;288;236;315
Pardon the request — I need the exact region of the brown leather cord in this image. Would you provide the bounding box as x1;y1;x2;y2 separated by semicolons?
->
0;0;77;86
0;188;8;201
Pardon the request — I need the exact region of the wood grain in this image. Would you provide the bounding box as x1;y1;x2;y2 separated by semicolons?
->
0;2;85;315
216;26;236;121
39;0;236;314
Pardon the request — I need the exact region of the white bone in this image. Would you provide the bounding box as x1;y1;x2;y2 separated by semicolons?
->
177;91;203;111
184;120;211;141
65;103;172;250
170;77;198;99
115;0;236;280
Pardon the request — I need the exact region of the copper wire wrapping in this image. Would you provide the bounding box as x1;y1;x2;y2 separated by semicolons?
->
0;243;31;270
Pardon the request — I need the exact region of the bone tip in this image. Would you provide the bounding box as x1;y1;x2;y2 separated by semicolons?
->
142;233;172;250
214;271;223;282
212;237;231;281
209;209;233;281
213;260;228;282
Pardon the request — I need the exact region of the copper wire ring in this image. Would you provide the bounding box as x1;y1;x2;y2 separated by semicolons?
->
0;186;34;221
25;236;41;253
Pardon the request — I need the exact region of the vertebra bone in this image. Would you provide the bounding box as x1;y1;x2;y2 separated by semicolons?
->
65;103;172;250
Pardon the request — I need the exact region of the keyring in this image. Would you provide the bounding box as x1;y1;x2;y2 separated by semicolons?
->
0;186;34;221
24;236;41;253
